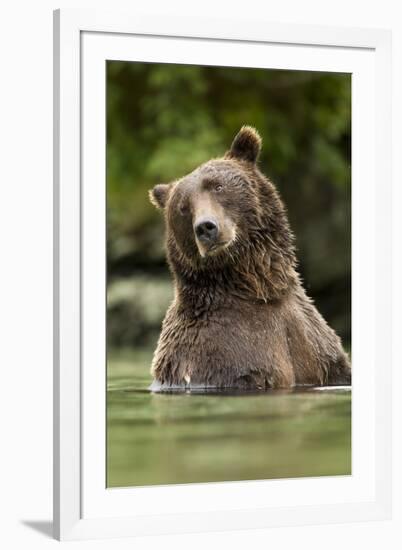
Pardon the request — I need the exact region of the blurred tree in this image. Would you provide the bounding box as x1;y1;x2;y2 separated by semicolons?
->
107;62;351;346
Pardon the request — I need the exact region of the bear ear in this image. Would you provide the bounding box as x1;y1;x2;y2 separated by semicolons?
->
149;183;171;210
226;125;262;164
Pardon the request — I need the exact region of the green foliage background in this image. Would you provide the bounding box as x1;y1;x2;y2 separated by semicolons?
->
107;62;351;351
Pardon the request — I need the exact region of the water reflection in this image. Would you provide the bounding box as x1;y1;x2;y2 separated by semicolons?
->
107;351;351;488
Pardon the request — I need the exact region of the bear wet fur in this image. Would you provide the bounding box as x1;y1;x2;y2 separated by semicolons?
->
149;126;351;390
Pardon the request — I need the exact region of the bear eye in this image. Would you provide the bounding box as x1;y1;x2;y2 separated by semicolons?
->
179;203;189;216
215;184;223;193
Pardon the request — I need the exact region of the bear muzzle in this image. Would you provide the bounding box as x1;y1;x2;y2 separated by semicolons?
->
194;217;224;257
194;217;219;244
193;217;235;258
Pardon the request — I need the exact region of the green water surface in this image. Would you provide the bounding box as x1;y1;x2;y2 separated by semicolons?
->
107;349;351;488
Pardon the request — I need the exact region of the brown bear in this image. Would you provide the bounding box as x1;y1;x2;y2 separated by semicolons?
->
149;126;351;390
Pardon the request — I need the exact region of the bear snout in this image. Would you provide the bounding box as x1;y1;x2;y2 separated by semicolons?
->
194;218;219;245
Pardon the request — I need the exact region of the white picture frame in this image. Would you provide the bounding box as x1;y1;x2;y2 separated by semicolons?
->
53;8;392;541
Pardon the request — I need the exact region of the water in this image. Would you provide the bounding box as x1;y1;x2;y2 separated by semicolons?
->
107;349;351;488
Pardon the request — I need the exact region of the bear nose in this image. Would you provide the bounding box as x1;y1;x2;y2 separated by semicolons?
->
194;218;219;244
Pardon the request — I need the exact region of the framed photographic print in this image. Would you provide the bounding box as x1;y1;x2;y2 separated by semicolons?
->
53;8;392;541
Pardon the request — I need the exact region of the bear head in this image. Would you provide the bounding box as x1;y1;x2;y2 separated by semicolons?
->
149;126;298;302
